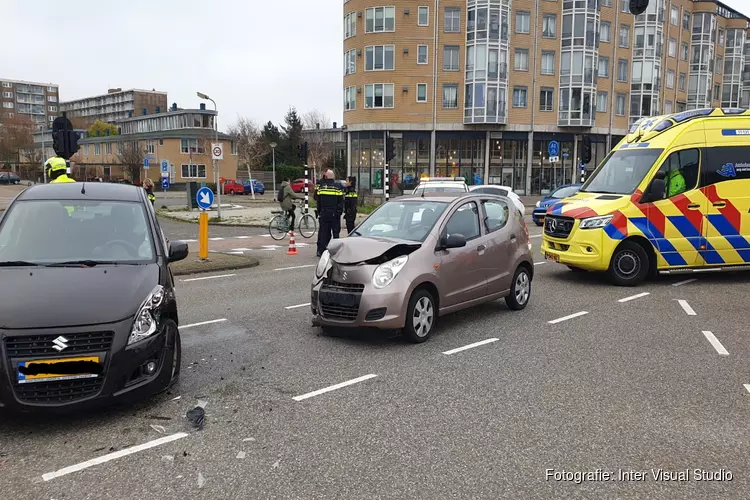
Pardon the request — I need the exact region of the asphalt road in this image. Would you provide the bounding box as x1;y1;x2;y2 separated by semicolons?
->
1;218;749;499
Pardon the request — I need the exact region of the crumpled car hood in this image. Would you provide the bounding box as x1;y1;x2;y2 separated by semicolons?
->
327;237;421;265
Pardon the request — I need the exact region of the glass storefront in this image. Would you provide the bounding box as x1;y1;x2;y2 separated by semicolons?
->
489;134;527;195
530;134;575;195
434;132;485;184
351;132;429;197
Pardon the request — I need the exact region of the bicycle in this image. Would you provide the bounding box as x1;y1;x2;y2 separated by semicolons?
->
268;205;317;240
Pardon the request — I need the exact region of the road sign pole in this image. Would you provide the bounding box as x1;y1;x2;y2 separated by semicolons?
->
304;165;309;215
198;211;209;260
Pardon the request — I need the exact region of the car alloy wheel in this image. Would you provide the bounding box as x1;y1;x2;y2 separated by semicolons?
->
514;271;530;306
413;296;434;338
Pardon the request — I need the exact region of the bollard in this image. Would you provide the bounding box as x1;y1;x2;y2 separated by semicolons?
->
198;211;209;260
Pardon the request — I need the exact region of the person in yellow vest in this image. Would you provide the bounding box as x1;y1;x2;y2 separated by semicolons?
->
142;178;156;205
45;157;75;184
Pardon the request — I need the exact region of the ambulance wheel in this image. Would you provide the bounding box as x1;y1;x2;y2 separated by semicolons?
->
608;241;649;286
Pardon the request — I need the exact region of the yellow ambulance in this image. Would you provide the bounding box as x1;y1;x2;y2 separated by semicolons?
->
541;108;750;286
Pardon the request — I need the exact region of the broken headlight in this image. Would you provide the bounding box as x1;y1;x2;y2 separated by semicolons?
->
128;285;165;345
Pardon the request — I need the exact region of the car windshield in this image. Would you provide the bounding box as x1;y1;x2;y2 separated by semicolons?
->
580;148;664;195
550;185;580;199
0;200;155;265
352;200;449;242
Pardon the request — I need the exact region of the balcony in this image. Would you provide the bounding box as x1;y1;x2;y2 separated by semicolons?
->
558;111;595;128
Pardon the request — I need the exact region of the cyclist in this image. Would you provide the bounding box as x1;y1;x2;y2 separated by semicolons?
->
278;177;304;232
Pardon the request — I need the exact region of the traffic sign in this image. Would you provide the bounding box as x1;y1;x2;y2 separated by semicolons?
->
548;141;560;157
144;158;149;169
211;143;224;160
160;159;169;173
196;187;214;210
161;178;170;190
549;156;560;163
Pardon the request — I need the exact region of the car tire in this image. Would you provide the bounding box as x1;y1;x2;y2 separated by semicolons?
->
402;288;436;343
535;221;543;227
164;319;181;388
505;265;531;310
608;240;649;286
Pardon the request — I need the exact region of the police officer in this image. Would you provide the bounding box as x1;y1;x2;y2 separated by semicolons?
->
315;169;344;257
343;176;358;234
45;157;75;183
142;178;156;205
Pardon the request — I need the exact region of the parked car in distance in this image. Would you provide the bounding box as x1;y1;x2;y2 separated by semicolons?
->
411;177;469;196
531;184;582;226
0;172;21;185
470;185;525;215
290;178;315;193
244;180;265;195
311;192;534;343
223;179;245;195
0;182;189;413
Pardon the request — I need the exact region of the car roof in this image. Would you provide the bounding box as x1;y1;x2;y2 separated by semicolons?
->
16;182;145;202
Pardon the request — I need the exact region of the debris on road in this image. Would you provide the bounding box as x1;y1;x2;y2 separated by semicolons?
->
150;424;166;434
242;437;255;442
198;472;207;489
161;455;174;463
186;406;206;430
272;459;280;469
171;396;182;401
236;451;246;459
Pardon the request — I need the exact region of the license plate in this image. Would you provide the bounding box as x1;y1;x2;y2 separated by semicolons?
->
320;290;356;307
545;252;560;263
17;356;102;384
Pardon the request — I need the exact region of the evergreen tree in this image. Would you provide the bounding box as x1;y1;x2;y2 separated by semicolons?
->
280;107;304;166
260;121;281;167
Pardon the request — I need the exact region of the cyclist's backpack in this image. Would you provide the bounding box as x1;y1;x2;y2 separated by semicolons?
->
277;188;285;203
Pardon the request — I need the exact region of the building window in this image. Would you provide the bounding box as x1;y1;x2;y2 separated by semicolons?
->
104;142;111;155
344;12;356;39
668;38;676;57
417;83;428;102
418;6;429;26
596;92;608;113
540;88;553;111
344;86;356;111
542;14;556;38
1;92;12;98
678;72;686;91
1;82;11;88
2;102;13;109
676;101;686;112
515;11;530;34
541;51;555;75
514;49;529;71
619;25;630;48
94;143;101;156
620;0;629;13
181;164;207;179
417;44;428;64
616;93;626;116
714;84;721;101
718;29;724;47
47;96;57;103
365;83;395;108
47;86;56;93
600;21;611;43
344;49;356;75
680;42;688;61
512;87;527;108
665;101;673;114
716;56;723;74
48;105;57;112
445;7;460;32
83;144;89;155
670;6;679;25
365;6;396;33
598;56;609;78
443;45;460;71
617;59;628;82
146;140;155;155
365;45;395;71
666;70;675;89
601;0;612;6
180;138;204;154
682;12;690;30
443;84;458;108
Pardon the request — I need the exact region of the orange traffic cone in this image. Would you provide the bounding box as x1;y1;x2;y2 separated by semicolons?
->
287;230;298;255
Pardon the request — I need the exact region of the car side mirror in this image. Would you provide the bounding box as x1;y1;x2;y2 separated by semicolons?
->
168;240;189;263
444;233;467;249
643;178;666;203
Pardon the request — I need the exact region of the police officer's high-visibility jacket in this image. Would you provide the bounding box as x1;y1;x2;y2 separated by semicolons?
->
314;179;344;216
145;188;156;205
50;174;75;184
666;169;686;198
344;186;358;219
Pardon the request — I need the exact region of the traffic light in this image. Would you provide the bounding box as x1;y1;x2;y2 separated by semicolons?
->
385;136;396;162
581;136;592;165
629;0;649;16
297;141;308;163
51;115;80;160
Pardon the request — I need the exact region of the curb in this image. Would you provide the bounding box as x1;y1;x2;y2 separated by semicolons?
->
157;210;370;228
170;255;260;276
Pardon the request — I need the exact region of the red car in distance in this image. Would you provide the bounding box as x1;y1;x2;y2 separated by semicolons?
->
290;178;316;193
223;179;245;195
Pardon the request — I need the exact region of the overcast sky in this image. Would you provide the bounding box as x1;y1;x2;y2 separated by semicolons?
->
2;0;748;132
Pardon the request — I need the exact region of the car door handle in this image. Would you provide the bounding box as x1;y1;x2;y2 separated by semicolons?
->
477;244;486;251
687;204;701;210
712;201;726;208
510;234;516;241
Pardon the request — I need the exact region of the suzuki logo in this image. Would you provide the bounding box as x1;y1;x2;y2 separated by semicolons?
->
52;336;69;352
341;271;348;281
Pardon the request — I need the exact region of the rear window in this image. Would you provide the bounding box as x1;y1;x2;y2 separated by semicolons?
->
0;200;155;264
550;185;580;199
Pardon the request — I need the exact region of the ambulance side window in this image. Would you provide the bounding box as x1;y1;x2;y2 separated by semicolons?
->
659;149;700;198
701;146;750;187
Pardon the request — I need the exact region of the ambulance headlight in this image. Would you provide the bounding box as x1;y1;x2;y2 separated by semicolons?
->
579;215;613;229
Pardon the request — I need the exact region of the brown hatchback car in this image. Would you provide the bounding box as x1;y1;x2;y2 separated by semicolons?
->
311;193;534;342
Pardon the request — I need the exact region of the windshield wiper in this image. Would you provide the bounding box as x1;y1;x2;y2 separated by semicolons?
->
349;230;362;236
46;260;133;267
0;260;40;267
579;189;623;195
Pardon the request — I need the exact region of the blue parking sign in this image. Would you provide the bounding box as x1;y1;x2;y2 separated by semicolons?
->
161;178;169;190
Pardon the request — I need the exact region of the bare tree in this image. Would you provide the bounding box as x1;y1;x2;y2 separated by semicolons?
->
227;117;268;179
301;109;334;180
116;140;145;181
0;114;35;169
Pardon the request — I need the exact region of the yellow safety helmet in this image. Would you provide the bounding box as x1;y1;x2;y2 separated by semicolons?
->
45;157;68;175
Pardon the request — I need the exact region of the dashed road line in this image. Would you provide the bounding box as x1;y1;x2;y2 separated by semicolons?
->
209;237;225;241
744;384;750;394
230;248;254;252
618;292;650;303
443;338;499;355
530;234;542;239
292;374;377;401
534;261;545;266
275;264;316;271
235;236;251;239
41;433;188;481
672;278;697;287
677;299;697;316
548;311;589;324
702;331;729;356
180;318;227;329
285;302;311;310
182;274;236;282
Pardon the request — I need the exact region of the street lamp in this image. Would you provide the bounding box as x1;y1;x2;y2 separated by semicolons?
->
197;92;221;219
270;142;277;197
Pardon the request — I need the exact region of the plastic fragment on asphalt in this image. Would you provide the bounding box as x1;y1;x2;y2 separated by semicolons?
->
198;472;206;489
236;451;246;459
150;425;166;434
272;460;280;469
186;407;206;430
242;438;255;442
161;455;174;462
197;399;208;408
172;396;181;401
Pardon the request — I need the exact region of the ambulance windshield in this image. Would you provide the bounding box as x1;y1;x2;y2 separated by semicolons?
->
580;148;664;195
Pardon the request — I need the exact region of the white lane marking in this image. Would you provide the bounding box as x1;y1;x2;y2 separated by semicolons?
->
530;234;542;239
295;243;310;247
702;331;729;356
180;318;227;329
672;278;697;287
677;299;696;316
235;236;251;239
182;274;236;282
534;261;545;266
231;248;253;251
285;302;311;310
274;264;315;271
442;338;499;355
744;384;750;394
182;239;197;243
209;237;225;241
548;311;589;324
618;292;650;303
226;251;244;255
41;432;188;481
292;374;377;401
